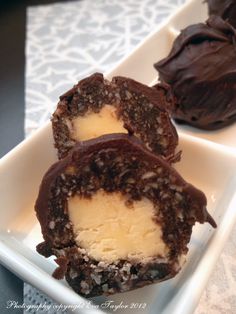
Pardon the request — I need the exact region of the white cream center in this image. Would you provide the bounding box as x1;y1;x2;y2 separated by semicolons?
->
68;190;168;263
71;105;127;141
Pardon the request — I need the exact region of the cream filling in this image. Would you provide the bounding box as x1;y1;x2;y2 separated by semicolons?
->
68;190;169;263
71;105;127;141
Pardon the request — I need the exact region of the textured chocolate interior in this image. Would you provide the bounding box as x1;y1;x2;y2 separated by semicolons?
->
52;73;178;161
35;134;216;297
154;16;236;130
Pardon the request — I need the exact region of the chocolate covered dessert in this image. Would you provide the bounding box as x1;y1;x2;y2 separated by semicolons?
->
35;134;216;297
207;0;236;28
52;73;178;162
154;16;236;130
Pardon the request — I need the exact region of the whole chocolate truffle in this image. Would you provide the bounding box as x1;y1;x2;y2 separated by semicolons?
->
207;0;236;28
35;134;216;297
154;16;236;130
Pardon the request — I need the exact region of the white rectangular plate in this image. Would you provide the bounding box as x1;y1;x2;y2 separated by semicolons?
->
1;0;236;313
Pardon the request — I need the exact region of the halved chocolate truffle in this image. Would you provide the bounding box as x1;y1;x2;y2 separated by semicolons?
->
52;73;178;162
207;0;236;28
35;134;216;297
154;16;236;130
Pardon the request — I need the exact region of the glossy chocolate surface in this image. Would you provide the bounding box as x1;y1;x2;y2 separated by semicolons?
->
155;16;236;130
207;0;236;28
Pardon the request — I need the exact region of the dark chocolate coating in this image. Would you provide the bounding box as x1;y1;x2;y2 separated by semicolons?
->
154;16;236;130
35;134;216;297
207;0;236;28
52;73;178;161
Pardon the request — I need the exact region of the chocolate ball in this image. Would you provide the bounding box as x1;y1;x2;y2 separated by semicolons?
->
154;16;236;130
207;0;236;28
52;73;179;161
35;134;216;297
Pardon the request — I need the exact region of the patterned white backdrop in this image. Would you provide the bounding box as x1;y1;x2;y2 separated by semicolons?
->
25;0;236;313
25;0;186;136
